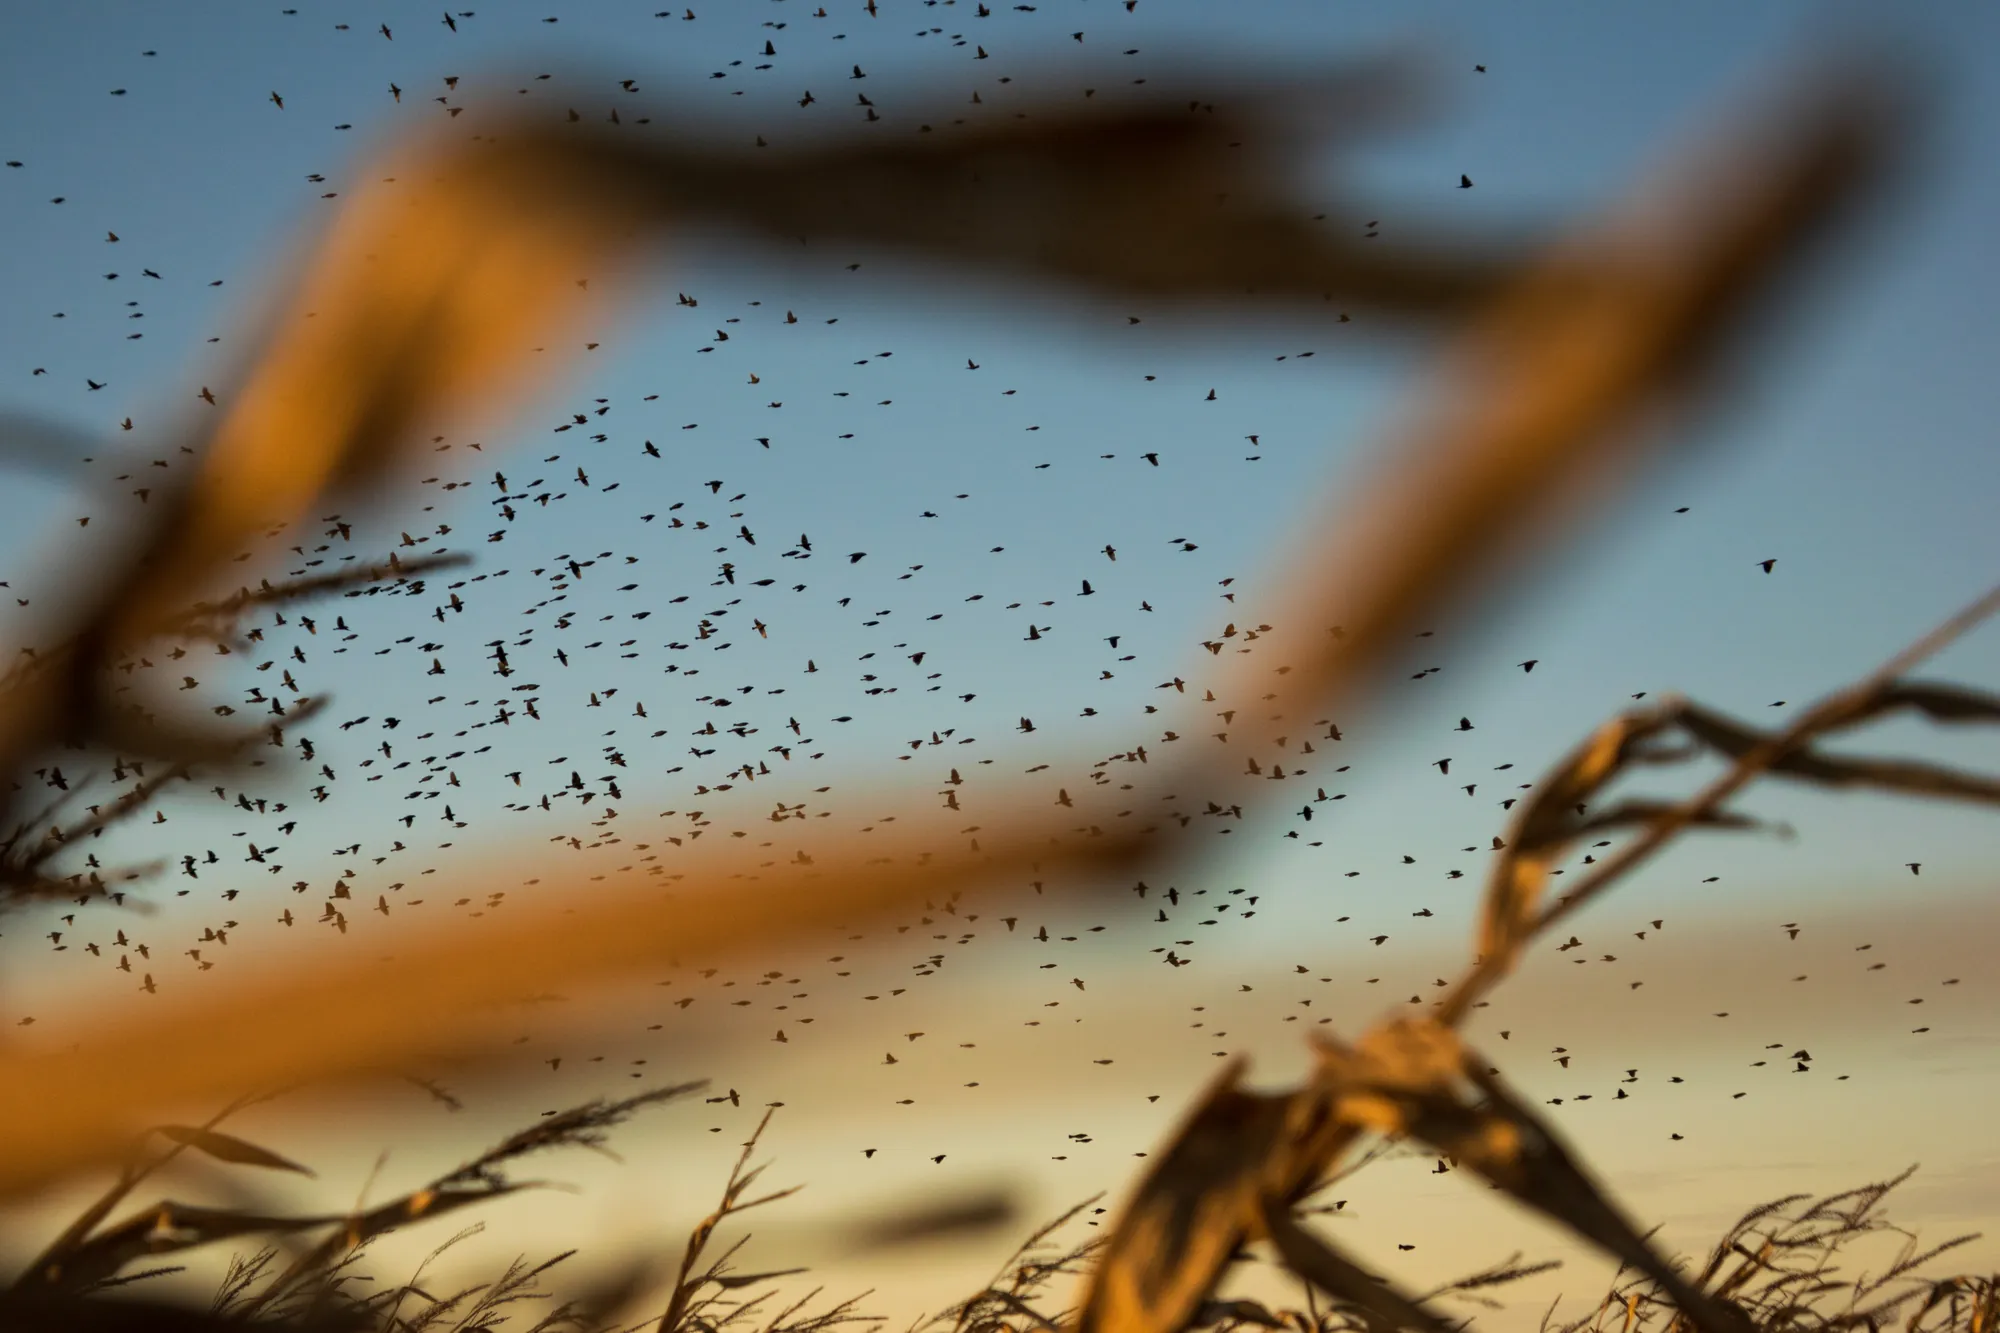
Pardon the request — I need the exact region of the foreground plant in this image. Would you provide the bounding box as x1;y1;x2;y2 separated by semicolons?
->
5;1083;698;1329
1076;586;2000;1333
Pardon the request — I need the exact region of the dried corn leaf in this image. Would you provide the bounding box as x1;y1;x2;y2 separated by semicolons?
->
1259;1198;1462;1333
1821;680;2000;730
21;1199;339;1294
1568;802;1762;841
1475;712;1658;972
242;1180;529;1316
1177;62;1902;822
1298;1022;1750;1333
1465;716;1764;1016
1410;1061;1752;1333
1191;1298;1288;1330
1076;1063;1293;1333
1676;702;2000;805
515;64;1518;317
711;1268;811;1290
152;1125;314;1177
0;1291;361;1332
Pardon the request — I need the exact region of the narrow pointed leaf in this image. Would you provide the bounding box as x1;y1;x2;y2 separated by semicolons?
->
710;1268;809;1290
154;1125;314;1176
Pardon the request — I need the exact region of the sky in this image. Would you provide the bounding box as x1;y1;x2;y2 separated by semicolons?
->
2;1;2000;1327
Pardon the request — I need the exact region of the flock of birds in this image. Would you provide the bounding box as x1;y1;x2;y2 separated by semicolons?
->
0;2;1981;1247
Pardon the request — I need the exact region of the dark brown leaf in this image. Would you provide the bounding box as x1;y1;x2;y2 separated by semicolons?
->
23;1200;339;1294
153;1125;314;1176
710;1268;810;1290
1676;702;2000;805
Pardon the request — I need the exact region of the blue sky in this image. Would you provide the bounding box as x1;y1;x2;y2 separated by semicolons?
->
3;1;2000;1324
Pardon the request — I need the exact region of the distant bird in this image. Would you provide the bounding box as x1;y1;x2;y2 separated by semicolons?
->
269;91;284;109
1459;174;1474;188
1759;559;1777;573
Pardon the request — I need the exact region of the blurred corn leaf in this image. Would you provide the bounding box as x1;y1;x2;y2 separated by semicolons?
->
1077;1065;1293;1333
153;1126;315;1177
23;1200;339;1296
1259;1199;1462;1333
1674;697;2000;803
